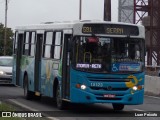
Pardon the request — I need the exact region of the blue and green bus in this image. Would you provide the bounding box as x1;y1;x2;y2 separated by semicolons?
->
12;20;145;110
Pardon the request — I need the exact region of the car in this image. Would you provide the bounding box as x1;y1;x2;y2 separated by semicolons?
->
0;56;13;83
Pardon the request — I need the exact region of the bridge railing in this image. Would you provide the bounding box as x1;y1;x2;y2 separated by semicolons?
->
145;65;160;76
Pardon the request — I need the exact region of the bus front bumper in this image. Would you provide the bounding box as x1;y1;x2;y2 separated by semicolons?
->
70;87;144;105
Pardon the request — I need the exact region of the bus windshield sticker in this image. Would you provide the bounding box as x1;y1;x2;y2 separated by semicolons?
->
76;63;102;69
112;63;141;72
112;58;140;63
112;64;118;72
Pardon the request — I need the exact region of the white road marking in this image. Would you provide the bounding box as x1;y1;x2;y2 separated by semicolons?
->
8;99;60;120
145;95;160;99
133;109;145;111
132;95;160;112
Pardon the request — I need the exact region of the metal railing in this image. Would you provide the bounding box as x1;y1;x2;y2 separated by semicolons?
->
145;65;160;76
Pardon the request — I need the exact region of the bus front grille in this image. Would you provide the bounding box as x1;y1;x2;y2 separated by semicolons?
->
94;94;123;101
87;77;131;82
90;87;129;91
96;97;122;100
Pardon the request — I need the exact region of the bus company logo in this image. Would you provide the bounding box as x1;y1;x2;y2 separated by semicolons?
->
2;112;11;117
107;86;112;90
1;112;43;118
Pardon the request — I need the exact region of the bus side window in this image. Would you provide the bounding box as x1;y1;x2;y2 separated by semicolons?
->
14;32;18;54
54;32;62;59
29;32;36;56
23;32;30;55
43;32;53;58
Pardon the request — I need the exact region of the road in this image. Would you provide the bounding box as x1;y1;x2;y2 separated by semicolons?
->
0;84;160;120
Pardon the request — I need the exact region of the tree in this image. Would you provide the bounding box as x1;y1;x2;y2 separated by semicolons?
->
0;23;14;56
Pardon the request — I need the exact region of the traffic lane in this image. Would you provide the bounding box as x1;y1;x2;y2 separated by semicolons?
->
8;97;59;111
1;86;114;111
0;86;159;119
8;95;160;112
124;95;160;111
7;96;160;118
8;98;155;119
0;85;23;99
7;97;116;112
1;85;160;112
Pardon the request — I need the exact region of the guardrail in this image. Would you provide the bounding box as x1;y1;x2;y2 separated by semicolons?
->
145;75;160;96
145;66;160;76
145;65;160;71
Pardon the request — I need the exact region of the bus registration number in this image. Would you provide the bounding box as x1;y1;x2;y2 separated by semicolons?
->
104;94;115;98
90;82;103;87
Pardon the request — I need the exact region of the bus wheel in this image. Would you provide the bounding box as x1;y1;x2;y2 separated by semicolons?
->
56;85;65;110
24;75;33;100
34;94;41;100
112;104;124;111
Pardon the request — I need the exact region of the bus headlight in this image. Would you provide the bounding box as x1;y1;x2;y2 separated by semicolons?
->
81;85;87;90
132;85;144;91
76;84;87;90
0;71;6;75
132;86;138;91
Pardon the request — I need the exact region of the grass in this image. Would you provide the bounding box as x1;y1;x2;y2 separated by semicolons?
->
0;101;48;120
0;102;15;111
0;101;21;120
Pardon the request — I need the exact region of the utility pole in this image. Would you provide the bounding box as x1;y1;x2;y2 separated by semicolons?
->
79;0;82;20
4;0;8;55
104;0;111;21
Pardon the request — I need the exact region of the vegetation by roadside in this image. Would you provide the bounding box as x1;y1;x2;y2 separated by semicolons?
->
0;23;14;56
0;101;21;120
0;101;50;120
0;101;15;111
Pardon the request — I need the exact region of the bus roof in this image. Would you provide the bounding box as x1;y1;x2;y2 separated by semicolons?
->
15;20;144;31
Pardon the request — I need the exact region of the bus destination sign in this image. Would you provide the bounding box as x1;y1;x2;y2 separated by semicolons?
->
82;24;139;36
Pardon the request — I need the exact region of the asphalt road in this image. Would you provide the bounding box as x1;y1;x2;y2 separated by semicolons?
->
0;84;160;120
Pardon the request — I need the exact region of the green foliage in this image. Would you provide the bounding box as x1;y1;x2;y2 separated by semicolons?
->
0;103;22;120
0;23;14;56
0;102;45;120
0;102;15;111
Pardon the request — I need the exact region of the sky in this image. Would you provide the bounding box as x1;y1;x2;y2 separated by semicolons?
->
0;0;118;29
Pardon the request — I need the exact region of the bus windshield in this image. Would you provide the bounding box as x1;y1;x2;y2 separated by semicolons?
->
73;36;144;73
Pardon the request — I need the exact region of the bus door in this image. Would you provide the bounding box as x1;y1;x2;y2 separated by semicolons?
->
62;30;72;99
15;32;24;86
34;32;43;92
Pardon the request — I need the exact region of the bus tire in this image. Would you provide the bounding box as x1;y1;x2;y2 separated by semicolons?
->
34;94;41;100
112;103;124;111
56;85;66;110
24;75;33;100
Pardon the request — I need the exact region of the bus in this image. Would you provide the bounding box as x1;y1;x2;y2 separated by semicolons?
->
12;20;145;110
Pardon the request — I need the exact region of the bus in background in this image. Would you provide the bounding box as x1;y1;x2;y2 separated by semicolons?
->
12;20;145;110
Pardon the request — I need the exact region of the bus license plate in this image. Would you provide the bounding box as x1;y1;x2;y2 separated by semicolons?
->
104;94;115;98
